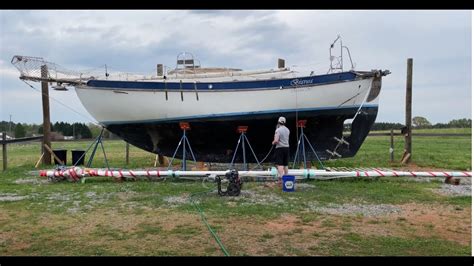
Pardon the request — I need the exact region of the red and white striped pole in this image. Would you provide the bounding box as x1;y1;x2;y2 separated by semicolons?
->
39;167;472;182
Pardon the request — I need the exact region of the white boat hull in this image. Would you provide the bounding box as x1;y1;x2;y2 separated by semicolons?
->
75;77;377;124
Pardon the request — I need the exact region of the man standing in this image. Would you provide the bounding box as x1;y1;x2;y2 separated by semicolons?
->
272;116;290;185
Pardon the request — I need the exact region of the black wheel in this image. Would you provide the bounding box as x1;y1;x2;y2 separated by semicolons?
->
227;183;241;196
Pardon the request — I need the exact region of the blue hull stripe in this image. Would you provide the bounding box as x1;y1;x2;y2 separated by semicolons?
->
102;104;379;125
87;72;358;91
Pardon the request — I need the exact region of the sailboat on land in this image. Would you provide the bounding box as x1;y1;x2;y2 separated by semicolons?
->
11;36;390;163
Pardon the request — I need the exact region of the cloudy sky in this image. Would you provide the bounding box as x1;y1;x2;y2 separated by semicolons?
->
0;10;471;125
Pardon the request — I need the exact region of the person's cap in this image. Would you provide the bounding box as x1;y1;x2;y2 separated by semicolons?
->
278;116;286;124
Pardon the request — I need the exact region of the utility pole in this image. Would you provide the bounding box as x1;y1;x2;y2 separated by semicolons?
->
41;65;52;165
404;58;413;163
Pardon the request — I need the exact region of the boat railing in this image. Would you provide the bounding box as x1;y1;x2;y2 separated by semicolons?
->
11;53;322;85
328;35;355;74
10;55;89;85
173;52;201;79
167;67;293;80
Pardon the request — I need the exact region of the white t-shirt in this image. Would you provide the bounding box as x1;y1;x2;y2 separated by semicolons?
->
275;125;290;148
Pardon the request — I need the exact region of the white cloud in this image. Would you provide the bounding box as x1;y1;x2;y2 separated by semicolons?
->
0;10;471;124
1;84;95;123
0;60;20;80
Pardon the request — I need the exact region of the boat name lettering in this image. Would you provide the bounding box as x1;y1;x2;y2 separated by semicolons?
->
291;79;314;86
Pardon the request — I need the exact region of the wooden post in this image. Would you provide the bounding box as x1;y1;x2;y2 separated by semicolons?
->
401;153;411;164
404;58;413;163
2;132;6;171
40;139;44;166
41;65;52;165
43;143;64;165
35;153;45;168
125;142;129;165
154;155;167;167
390;129;394;162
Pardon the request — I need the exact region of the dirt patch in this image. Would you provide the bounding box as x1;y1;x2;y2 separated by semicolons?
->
0;231;31;252
209;202;471;255
0;200;470;255
0;210;37;253
307;202;472;246
0;207;223;255
266;214;300;231
66;208;219;255
395;203;471;246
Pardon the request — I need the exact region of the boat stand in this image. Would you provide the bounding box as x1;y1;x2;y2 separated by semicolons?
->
229;126;262;171
168;122;197;171
83;127;110;170
292;120;325;169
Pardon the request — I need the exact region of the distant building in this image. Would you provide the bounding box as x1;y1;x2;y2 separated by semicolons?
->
0;132;13;140
50;132;64;141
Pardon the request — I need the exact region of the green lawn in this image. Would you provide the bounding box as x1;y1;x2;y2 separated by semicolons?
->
368;128;471;134
0;128;471;256
324;128;471;170
3;128;471;171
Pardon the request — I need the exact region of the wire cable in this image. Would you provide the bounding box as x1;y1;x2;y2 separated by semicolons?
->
21;80;102;127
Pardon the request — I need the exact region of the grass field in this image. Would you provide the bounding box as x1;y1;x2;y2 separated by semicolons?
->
0;128;471;256
324;128;471;170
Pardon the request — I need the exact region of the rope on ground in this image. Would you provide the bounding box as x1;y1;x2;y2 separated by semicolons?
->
189;190;230;256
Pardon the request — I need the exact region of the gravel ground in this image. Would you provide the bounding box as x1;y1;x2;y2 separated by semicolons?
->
0;193;29;202
454;176;471;185
46;192;72;201
434;184;471;197
164;189;288;207
85;192;97;198
307;203;402;217
396;176;472;185
164;195;189;206
14;178;49;185
67;200;82;214
237;190;286;205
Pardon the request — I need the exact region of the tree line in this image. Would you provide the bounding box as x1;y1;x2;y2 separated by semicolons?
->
1;117;471;139
344;117;471;131
0;121;96;139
